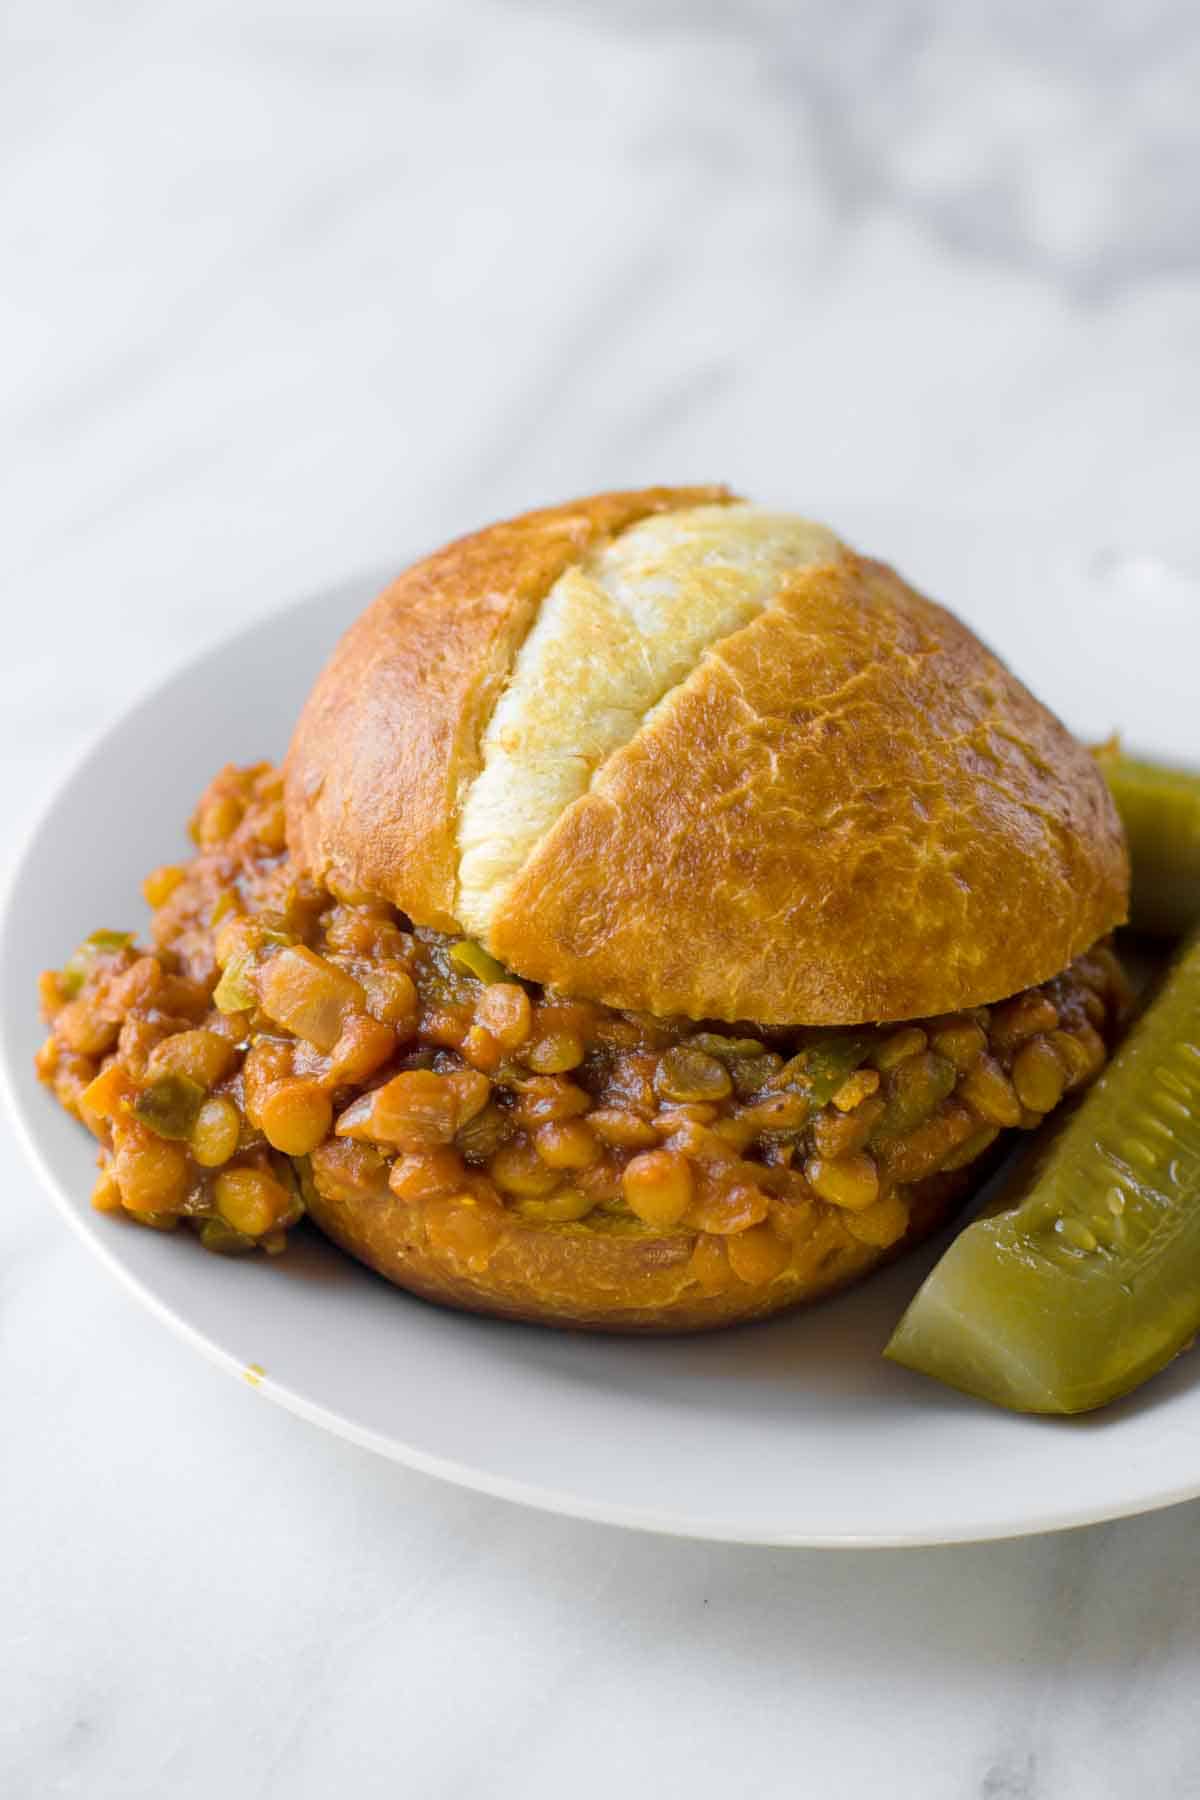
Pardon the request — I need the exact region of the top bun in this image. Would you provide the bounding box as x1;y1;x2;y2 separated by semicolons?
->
285;486;1128;1025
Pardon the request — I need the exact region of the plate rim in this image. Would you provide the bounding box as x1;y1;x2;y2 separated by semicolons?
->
5;570;1200;1550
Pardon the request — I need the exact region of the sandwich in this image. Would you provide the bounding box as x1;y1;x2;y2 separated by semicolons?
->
39;486;1131;1331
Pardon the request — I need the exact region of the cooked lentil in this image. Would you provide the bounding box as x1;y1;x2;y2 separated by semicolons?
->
37;764;1132;1293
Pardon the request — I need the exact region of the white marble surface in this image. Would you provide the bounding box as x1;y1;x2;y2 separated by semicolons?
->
5;2;1200;1793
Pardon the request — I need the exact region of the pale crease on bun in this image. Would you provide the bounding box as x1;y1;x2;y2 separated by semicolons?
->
285;487;1128;1025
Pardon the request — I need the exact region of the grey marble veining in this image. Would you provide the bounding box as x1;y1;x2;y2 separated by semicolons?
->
4;2;1200;1794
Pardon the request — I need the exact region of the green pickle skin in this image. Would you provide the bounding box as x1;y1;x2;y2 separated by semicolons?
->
1099;752;1200;938
885;932;1200;1414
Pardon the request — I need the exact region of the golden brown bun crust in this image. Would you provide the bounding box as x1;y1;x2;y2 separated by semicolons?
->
285;485;732;930
305;1163;973;1333
286;488;1128;1024
493;554;1129;1022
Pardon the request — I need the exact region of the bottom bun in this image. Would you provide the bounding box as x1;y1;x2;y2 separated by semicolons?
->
304;1157;978;1333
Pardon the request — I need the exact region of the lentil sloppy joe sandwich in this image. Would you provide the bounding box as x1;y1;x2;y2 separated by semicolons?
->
38;486;1132;1331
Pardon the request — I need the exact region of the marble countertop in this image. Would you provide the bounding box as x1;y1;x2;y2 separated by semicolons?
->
5;2;1200;1793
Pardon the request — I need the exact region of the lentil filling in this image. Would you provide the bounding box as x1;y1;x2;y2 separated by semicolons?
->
37;764;1131;1293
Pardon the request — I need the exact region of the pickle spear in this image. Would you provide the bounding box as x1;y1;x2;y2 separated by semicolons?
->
1098;750;1200;938
885;933;1200;1414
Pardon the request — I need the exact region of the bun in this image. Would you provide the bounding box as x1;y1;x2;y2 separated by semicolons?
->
304;1157;975;1333
286;489;1128;1024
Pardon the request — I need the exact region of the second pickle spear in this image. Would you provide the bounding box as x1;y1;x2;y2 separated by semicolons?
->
885;932;1200;1414
1098;750;1200;938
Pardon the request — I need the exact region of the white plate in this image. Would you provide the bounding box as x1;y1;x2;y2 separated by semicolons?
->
4;523;1200;1547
